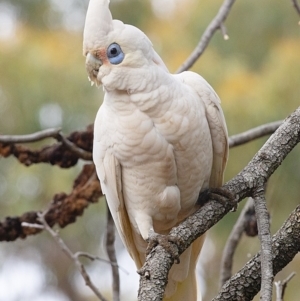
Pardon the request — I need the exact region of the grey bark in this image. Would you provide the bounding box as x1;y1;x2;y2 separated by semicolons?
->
212;205;300;301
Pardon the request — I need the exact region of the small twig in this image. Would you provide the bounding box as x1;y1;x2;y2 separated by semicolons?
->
229;120;282;148
275;272;296;301
176;0;236;73
253;189;273;301
105;204;120;301
290;0;300;16
37;211;108;301
75;252;129;274
57;131;92;160
0;128;61;143
219;197;254;287
21;222;44;230
219;23;229;40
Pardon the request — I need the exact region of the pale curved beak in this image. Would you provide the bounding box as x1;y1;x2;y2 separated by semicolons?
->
85;53;102;86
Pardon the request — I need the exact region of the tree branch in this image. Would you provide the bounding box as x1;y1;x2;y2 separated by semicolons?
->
138;106;300;300
176;0;236;73
290;0;300;16
274;272;296;301
253;189;273;301
37;211;108;301
57;132;92;161
212;205;300;301
229;120;282;147
219;197;255;287
105;204;120;301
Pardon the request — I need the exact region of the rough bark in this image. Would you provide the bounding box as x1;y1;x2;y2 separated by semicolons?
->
212;205;300;301
0;125;93;168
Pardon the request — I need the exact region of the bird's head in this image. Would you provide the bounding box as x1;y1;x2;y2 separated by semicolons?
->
83;0;168;92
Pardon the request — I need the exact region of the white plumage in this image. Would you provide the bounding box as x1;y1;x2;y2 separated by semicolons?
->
83;1;228;300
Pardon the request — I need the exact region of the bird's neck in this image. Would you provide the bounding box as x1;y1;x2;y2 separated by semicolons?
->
104;69;177;117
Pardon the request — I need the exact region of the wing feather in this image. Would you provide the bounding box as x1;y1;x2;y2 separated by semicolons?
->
101;151;142;267
93;106;142;267
181;71;228;187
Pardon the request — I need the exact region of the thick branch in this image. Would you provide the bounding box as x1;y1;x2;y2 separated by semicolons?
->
176;0;236;73
0;164;102;241
138;107;300;300
212;205;300;301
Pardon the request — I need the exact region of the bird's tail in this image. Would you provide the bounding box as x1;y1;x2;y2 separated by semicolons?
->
163;235;205;301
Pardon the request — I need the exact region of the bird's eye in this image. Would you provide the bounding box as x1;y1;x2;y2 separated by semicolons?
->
107;43;124;65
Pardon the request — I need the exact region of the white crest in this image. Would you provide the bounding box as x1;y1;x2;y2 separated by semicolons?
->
83;0;113;54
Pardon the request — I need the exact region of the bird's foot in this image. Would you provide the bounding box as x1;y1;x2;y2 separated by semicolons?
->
197;187;237;211
145;229;181;264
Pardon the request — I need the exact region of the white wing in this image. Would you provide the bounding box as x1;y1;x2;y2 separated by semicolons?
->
181;71;228;187
93;105;143;267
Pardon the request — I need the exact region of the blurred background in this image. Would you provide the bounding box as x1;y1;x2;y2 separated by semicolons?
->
0;0;299;300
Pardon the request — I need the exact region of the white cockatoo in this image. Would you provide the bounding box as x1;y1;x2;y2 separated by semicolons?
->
83;1;228;300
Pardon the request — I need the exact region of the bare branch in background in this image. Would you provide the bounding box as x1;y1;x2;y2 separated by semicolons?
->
105;204;120;301
253;190;273;301
275;272;296;301
37;211;108;301
290;0;300;16
0;128;61;143
176;0;236;73
229;120;282;147
75;252;128;275
219;197;255;287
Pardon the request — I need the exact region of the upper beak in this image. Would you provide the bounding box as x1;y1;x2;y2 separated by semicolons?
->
85;53;102;86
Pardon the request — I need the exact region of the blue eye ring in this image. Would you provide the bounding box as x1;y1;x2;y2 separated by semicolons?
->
107;43;124;65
